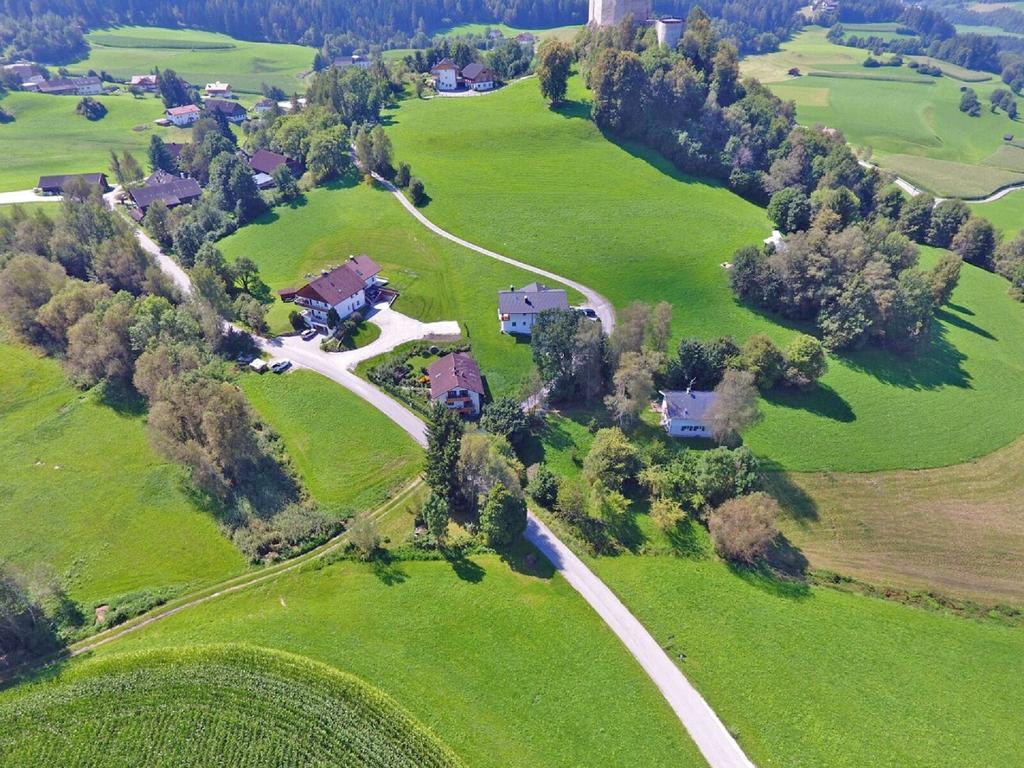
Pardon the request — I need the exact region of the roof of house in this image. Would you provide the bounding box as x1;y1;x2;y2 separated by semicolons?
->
515;32;536;42
164;142;187;161
205;81;231;90
428;352;484;398
431;57;458;73
166;104;200;116
204;98;247;116
131;74;157;84
254;98;276;108
661;390;717;422
37;173;107;190
333;55;370;66
129;177;202;210
497;282;570;315
343;254;381;283
38;76;100;93
296;263;367;307
144;169;179;186
461;62;494;82
249;148;290;175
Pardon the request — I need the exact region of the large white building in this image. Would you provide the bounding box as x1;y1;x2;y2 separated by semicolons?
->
588;0;651;27
165;104;201;126
430;58;459;91
497;282;570;335
659;390;717;438
291;255;383;331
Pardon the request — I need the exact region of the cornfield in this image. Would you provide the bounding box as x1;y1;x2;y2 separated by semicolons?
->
0;644;465;768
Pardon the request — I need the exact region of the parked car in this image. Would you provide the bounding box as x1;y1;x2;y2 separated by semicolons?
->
577;307;598;319
271;359;292;374
248;358;268;374
301;328;318;341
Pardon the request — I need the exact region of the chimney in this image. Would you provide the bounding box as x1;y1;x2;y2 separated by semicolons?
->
509;284;515;291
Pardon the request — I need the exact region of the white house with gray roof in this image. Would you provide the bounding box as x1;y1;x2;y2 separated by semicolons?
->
659;389;717;438
497;282;570;334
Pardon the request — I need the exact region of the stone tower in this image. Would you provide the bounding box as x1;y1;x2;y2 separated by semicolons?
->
588;0;652;27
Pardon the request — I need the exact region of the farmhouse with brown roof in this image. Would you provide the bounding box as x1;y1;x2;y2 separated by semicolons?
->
292;255;383;331
428;352;484;417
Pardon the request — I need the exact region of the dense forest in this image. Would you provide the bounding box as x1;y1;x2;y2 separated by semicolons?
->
0;0;802;63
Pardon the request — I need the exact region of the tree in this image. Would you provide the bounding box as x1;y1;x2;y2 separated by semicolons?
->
959;88;981;117
610;300;651;362
529;465;559;509
532;308;582;400
347;511;380;559
353;126;373;171
708;492;779;563
782;334;827;389
148;134;175;173
425;401;463;506
144;199;172;246
705;370;760;446
75;96;106;120
952;216;997;269
92;234;150;295
739;334;784;390
409;177;426;206
108;149;123;184
649;301;673;353
605;350;660;428
36;280;111;349
119;152;143;184
767;187;811;233
928;199;970;248
65;294;138;387
666;336;738;390
583;427;639;491
306;125;350;183
479;483;528;549
929;252;962;307
230;257;262;295
369;125;393;177
897;194;935;243
421;493;450;542
395;162;411;187
650;497;685;532
272;165;299;201
158;68;192;108
480;397;528;444
457;432;522;512
0;254;67;342
537;40;573;104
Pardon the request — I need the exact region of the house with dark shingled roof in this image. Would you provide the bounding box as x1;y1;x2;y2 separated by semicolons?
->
428;352;484;417
497;282;569;335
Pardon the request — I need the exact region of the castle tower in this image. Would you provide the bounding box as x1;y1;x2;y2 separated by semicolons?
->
588;0;652;27
655;17;684;49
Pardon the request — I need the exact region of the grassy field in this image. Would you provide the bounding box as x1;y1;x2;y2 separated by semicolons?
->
769;435;1024;604
239;369;421;517
385;78;1024;471
742;27;1024;197
0;343;246;606
589;554;1024;768
81;557;708;768
971;190;1024;236
0;645;463;767
218;178;559;398
0;91;189;192
82;26;315;95
433;22;581;41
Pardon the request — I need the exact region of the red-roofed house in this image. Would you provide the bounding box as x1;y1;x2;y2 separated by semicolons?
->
292;255;382;331
430;58;459;91
428;352;484;416
166;104;200;127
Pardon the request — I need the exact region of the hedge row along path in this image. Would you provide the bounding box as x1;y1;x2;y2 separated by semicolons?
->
129;188;753;767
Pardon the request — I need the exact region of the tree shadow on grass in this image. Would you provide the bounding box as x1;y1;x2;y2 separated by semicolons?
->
762;471;820;525
372;553;409;586
665;516;711;559
947;301;974;316
728;534;811;600
762;382;854;423
936;307;996;341
838;324;971;390
505;538;556;579
445;551;486;583
551;99;592;120
94;380;147;417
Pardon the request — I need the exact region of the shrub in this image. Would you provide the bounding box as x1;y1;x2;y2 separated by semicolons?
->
783;334;827;389
708;492;780;563
479;483;527;549
650;497;685;532
529;465;559;509
395;162;411;187
76;96;107;120
409;177;426;206
740;334;785;390
582;427;640;491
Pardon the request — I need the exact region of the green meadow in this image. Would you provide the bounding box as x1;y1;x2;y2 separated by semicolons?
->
433;22;581;41
239;369;421;517
589;555;1024;768
0;91;189;192
742;27;1024;198
0;343;246;606
82;557;707;768
82;26;315;95
0;645;464;767
385;78;1024;471
972;191;1024;236
218;179;564;398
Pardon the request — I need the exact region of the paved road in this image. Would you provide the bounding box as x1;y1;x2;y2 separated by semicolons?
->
139;206;754;768
135;228;193;295
372;172;617;334
0;189;61;205
857;160;1024;204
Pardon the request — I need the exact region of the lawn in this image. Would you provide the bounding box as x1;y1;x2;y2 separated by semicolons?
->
218;178;560;398
433;22;581;41
0;91;189;192
81;26;315;96
971;189;1024;236
384;77;1024;470
589;554;1024;768
0;343;246;607
768;434;1024;605
742;27;1022;197
0;645;463;767
80;557;708;768
239;369;421;517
